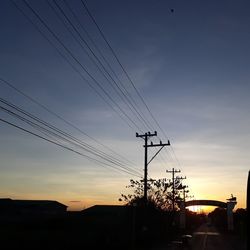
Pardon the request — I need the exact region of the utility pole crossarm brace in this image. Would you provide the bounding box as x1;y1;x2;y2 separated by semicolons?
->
147;140;170;166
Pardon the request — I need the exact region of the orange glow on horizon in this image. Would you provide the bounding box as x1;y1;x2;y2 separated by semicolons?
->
187;205;218;214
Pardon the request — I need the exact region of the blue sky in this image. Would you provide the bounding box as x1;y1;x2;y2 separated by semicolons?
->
0;0;249;210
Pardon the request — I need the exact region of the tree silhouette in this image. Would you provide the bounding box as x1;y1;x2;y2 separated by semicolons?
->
119;178;183;211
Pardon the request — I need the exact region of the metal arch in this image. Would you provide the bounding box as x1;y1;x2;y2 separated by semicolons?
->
185;200;227;208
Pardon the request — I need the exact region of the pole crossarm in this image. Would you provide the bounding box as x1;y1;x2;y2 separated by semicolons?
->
166;169;181;174
136;131;157;138
176;176;186;182
145;140;170;148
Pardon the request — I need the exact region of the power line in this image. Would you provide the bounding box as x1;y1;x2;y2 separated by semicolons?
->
11;0;140;131
64;0;156;131
23;0;145;132
11;0;176;178
80;0;182;169
12;0;161;139
79;0;156;124
12;0;173;172
11;0;180;176
47;0;152;132
0;116;142;177
63;0;141;105
0;115;142;178
60;0;175;169
0;97;142;177
8;2;129;130
0;76;134;167
0;101;120;167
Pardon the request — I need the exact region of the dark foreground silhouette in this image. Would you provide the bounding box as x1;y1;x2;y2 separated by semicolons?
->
0;199;247;249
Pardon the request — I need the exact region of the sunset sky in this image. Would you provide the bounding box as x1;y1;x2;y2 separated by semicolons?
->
0;0;249;211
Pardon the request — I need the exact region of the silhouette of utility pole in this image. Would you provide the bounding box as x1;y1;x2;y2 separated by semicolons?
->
166;168;186;211
182;185;189;202
136;131;170;202
247;171;249;250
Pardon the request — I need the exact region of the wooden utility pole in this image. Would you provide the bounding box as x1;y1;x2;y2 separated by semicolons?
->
247;171;250;250
136;131;170;202
182;185;189;202
166;168;186;211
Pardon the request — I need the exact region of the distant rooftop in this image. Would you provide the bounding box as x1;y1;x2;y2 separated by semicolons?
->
0;198;67;215
0;198;67;207
82;204;129;216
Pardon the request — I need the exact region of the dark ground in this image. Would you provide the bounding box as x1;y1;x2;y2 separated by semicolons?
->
0;209;247;250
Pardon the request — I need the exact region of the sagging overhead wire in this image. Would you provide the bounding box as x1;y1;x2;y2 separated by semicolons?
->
47;0;170;169
0;98;125;168
11;0;141;132
23;0;145;132
46;0;152;132
0;117;142;178
80;0;182;168
11;0;171;173
53;0;171;168
10;0;180;172
0;99;143;178
0;76;135;167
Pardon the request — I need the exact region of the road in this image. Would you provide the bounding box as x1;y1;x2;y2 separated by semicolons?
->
157;223;246;250
191;224;237;250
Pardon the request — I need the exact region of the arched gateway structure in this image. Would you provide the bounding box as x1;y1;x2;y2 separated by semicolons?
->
179;198;237;231
185;200;227;208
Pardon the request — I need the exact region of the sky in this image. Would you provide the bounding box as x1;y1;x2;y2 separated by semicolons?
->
0;0;249;211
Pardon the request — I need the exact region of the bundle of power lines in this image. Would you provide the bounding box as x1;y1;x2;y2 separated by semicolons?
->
1;0;181;178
